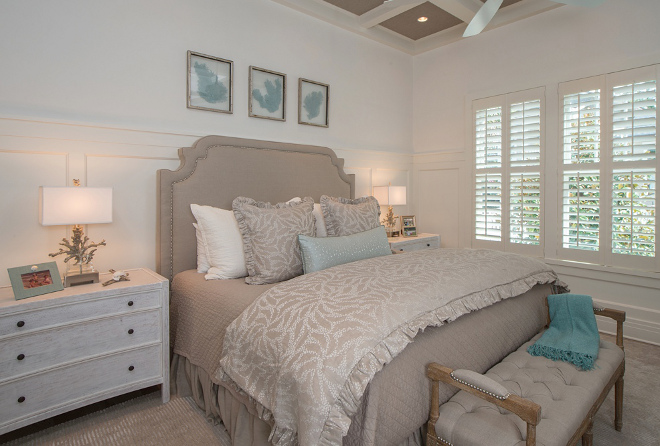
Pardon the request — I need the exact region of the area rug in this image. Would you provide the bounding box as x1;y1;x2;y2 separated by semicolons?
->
2;335;658;445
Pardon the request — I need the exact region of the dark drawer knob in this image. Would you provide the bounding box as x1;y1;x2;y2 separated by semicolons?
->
128;365;135;371
18;396;25;403
17;321;25;328
127;301;134;307
399;249;404;251
128;329;134;335
17;354;25;361
427;244;430;247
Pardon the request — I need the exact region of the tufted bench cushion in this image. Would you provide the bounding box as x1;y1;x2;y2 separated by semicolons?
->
432;333;624;446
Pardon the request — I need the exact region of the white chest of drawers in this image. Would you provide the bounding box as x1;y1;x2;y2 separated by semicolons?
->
388;233;441;253
0;268;169;435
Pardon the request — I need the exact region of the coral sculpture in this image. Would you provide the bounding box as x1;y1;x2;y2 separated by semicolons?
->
49;225;106;274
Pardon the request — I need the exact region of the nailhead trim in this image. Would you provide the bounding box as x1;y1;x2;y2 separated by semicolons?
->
450;372;510;400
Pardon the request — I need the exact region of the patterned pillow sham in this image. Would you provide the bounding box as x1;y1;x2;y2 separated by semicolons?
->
320;195;380;237
298;226;391;274
233;196;315;285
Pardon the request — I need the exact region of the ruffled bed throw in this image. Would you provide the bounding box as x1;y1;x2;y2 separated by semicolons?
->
528;293;600;370
215;248;567;446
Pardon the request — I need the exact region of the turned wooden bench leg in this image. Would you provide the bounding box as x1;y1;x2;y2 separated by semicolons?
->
615;375;624;431
582;420;594;446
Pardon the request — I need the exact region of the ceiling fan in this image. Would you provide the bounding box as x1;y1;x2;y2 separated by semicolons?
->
464;0;605;37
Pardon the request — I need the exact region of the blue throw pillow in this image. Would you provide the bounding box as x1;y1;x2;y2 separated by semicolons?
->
298;226;391;274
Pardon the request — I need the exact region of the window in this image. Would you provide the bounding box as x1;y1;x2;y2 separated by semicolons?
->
472;65;658;272
473;88;544;255
558;66;657;270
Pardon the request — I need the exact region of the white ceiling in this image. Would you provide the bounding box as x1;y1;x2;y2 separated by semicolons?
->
271;0;564;55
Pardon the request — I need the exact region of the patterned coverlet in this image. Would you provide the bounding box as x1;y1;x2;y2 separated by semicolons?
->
215;248;566;446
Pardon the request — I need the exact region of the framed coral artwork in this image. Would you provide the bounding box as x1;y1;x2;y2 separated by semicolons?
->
298;78;329;127
187;51;233;114
249;66;286;121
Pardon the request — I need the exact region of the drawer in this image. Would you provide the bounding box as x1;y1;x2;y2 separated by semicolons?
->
0;344;162;428
0;290;161;337
0;310;161;382
393;237;440;252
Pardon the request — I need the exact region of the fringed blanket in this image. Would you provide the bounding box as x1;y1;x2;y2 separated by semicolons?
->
215;248;567;446
528;294;600;370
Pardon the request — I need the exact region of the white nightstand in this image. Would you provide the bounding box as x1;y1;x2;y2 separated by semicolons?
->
388;233;441;253
0;268;169;435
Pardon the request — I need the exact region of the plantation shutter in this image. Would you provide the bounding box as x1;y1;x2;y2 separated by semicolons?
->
609;75;657;262
509;99;542;246
474;104;503;242
473;88;544;254
559;77;604;262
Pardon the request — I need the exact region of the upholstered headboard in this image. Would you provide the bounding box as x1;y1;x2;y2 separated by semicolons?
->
157;135;355;281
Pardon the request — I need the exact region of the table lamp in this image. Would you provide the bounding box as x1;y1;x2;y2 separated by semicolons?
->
39;181;113;287
372;184;406;237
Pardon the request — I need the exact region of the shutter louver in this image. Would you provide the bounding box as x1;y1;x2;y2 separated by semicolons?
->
562;171;600;251
475;107;502;169
612;80;656;162
563;90;601;164
510;100;541;167
611;170;656;257
510;173;541;245
475;173;502;241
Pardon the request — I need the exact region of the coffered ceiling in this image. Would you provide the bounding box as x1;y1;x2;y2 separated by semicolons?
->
271;0;564;54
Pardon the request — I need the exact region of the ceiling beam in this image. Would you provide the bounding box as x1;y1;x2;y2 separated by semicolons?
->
427;0;482;22
359;0;424;29
270;0;416;53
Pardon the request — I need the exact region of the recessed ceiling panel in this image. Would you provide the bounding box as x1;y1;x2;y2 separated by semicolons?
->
323;0;385;16
381;2;462;41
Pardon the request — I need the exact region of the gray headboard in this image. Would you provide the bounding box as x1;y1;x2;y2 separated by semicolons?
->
157;135;355;281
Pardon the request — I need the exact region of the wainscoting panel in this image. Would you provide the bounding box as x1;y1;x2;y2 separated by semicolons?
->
417;168;460;248
0;150;69;285
85;155;180;274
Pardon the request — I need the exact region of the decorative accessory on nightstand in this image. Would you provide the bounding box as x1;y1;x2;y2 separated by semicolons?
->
7;261;64;300
102;270;130;286
40;180;113;287
373;184;406;237
401;215;417;237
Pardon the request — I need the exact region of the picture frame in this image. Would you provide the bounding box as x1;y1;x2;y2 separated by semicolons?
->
8;261;64;300
249;66;286;121
298;78;329;127
401;215;417;237
187;51;233;114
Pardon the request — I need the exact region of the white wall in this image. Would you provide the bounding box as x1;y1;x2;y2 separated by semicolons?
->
412;0;660;344
0;0;415;287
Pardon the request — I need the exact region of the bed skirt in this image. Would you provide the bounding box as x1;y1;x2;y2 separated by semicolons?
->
171;354;422;445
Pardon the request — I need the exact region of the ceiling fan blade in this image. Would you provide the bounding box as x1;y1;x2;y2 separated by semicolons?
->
551;0;605;7
463;0;504;37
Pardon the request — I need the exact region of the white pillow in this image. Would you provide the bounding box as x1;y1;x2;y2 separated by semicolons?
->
193;223;211;273
288;197;327;237
190;204;248;280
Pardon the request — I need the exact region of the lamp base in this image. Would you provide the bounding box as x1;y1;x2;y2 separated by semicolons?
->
63;263;99;287
64;270;99;287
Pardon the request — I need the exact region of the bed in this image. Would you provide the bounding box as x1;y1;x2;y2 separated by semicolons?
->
157;135;565;446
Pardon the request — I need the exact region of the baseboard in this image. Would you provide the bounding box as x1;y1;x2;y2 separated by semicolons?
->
595;310;660;347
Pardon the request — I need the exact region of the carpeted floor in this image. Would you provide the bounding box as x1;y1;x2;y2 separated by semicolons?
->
1;335;658;445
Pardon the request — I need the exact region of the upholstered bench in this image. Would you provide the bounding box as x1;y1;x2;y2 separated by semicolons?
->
426;307;625;446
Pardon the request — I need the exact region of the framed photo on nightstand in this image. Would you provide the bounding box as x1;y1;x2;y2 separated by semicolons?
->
8;261;64;300
401;215;417;237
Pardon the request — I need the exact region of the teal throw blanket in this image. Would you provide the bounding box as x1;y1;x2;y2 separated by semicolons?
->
527;294;600;370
